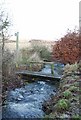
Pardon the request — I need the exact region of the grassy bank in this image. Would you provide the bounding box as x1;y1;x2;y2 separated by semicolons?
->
43;62;81;119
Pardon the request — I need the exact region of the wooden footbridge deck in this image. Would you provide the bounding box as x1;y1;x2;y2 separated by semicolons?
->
15;61;62;81
16;70;61;81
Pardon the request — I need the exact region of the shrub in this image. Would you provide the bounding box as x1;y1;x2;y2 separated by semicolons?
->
20;45;51;63
63;90;72;99
52;30;81;64
63;63;78;76
32;45;51;61
57;99;70;111
2;49;15;77
19;48;43;64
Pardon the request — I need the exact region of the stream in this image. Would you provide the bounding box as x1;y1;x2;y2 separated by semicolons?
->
2;63;64;118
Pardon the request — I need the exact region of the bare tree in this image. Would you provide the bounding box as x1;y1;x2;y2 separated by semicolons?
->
0;9;10;56
0;5;15;77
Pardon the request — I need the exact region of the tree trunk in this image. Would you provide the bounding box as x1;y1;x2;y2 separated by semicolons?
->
2;30;5;56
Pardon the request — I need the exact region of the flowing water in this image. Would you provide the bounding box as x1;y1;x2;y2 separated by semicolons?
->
2;63;64;118
2;81;57;118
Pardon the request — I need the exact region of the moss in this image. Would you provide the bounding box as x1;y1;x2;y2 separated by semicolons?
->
63;90;72;99
57;99;70;111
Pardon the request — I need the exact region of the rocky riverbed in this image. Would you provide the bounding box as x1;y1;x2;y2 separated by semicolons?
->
2;80;58;118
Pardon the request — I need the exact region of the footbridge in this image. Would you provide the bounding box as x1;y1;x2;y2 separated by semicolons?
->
15;61;62;81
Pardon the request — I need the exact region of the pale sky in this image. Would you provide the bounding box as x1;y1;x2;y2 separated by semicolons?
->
1;0;80;41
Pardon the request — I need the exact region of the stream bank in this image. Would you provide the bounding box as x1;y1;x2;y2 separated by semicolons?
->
42;63;81;119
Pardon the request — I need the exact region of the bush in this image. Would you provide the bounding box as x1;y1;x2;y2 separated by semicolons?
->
20;46;51;64
57;99;70;111
63;63;79;76
19;48;43;64
52;29;81;64
32;45;51;61
19;48;32;64
63;90;72;99
2;49;15;77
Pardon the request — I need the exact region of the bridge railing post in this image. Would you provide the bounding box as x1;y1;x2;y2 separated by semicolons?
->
51;63;54;76
29;63;32;71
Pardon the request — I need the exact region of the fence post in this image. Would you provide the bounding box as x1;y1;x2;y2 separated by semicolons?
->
15;32;19;68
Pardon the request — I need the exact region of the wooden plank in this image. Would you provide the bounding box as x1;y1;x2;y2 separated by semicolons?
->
15;70;61;81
